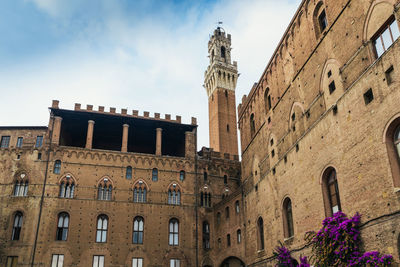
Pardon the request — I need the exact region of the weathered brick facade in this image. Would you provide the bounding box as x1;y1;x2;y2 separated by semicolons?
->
1;0;400;266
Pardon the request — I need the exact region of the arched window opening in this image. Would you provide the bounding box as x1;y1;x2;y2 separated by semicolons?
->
257;217;265;250
179;170;185;181
250;113;256;137
133;216;144;244
59;175;75;198
237;229;242;244
200;192;212;208
54;160;61;174
318;10;328;32
283;198;294;238
221;46;226;59
203;221;210;249
235;200;240;213
169;218;179;246
13;173;28;197
168;184;181;205
322;168;341;217
225;207;230;219
126;166;132;179
56;212;69;241
96;215;108;243
152;168;158;182
264;88;272;113
12;212;23;240
314;2;328;38
373;16;400;58
395;126;400;159
133;181;147;203
227;234;231;247
203;171;208;182
224;175;228;184
217;212;221;225
98;178;112;201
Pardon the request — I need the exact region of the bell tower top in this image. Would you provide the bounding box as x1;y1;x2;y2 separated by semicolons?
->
203;27;239;156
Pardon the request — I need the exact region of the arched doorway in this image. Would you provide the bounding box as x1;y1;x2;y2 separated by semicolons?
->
220;256;245;267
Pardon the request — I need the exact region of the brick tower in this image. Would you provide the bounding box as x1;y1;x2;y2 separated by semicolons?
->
204;27;239;156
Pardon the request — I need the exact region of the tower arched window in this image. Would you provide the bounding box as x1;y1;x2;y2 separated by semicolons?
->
203;221;210;249
235;200;240;213
126;166;132;179
98;178;112;201
133;181;147;203
227;234;231;246
13;173;28;197
96;215;108;243
12;212;23;240
221;46;226;59
283;198;294;238
133;216;144;244
152;168;158;182
179;170;185;182
168;184;181;205
169;218;179;246
264;88;272;113
257;217;265;250
223;175;228;184
313;2;328;38
237;229;242;244
59;175;75;198
56;212;69;241
54;160;61;174
203;171;207;182
322;168;341;217
225;206;230;219
250;113;256;137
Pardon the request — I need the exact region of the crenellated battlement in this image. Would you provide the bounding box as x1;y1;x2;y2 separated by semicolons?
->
51;100;197;126
198;147;239;162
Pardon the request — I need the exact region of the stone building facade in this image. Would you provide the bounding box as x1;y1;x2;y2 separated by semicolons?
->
1;0;400;266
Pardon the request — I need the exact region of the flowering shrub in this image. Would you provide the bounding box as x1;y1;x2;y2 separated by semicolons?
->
274;212;393;266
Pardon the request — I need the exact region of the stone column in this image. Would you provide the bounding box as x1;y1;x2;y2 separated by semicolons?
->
156;128;162;156
85;120;95;149
121;124;129;152
51;116;63;145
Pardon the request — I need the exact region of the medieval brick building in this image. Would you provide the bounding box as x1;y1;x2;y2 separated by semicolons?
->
1;0;400;266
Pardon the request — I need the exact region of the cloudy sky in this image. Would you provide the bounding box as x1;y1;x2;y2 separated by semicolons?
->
0;0;301;151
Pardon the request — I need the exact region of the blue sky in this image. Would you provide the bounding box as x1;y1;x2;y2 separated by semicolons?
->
0;0;301;151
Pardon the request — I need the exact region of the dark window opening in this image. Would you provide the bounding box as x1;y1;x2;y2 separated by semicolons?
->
283;198;294;238
221;46;226;58
203;221;210;249
225;207;230;218
37;153;42;160
291;113;296;121
227;124;230;132
250;114;255;137
270;139;274;146
257;217;265;250
327;70;332;78
224;175;228;184
364;89;374;105
225;90;228;97
204;171;207;182
271;149;275;158
227;234;231;247
318;10;328;32
329;81;336;94
385;65;394;85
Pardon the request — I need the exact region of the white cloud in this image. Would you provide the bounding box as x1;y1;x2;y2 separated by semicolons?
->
2;0;301;151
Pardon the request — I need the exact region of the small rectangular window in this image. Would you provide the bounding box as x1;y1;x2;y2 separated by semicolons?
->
51;254;64;267
93;256;105;267
16;137;23;148
35;136;43;148
6;256;18;267
329;81;336;94
1;136;10;148
132;258;143;267
38;152;42;160
385;65;394;85
364;89;374;105
170;259;180;267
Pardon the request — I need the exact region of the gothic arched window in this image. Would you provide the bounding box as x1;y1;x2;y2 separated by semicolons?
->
250;113;255;137
56;212;69;241
313;2;328;39
168;184;181;205
264;88;272;113
257;217;265;250
13;173;28;197
59;175;75;198
169;218;179;246
203;221;210;249
98;178;112;201
54;160;61;174
12;212;23;240
133;216;144;244
133;181;147;203
283;198;294;238
322;168;341;217
96;215;108;243
235;200;240;213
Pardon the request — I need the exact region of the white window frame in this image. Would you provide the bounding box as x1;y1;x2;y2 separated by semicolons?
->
93;255;105;267
51;254;64;267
